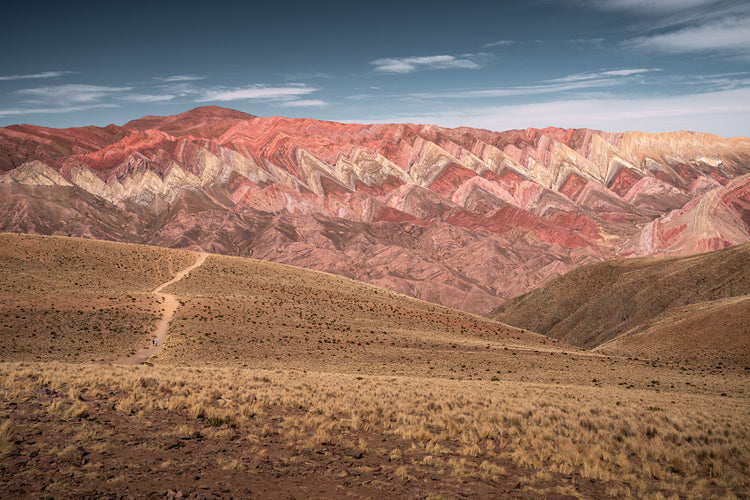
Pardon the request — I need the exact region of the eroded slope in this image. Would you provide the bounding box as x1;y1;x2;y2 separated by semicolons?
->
2;107;749;314
489;243;750;366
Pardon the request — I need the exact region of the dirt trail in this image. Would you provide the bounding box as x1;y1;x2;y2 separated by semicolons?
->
113;252;208;365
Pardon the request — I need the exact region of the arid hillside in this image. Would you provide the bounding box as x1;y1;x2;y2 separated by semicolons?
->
2;106;749;314
489;243;750;367
0;232;547;367
0;233;748;498
0;233;194;362
155;248;559;377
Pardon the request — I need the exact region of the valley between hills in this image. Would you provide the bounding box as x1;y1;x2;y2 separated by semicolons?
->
0;107;749;498
2;106;749;315
0;233;748;499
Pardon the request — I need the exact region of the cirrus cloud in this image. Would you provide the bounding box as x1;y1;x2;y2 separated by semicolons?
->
589;0;723;12
550;68;659;83
153;75;205;82
369;87;750;137
626;17;750;57
409;68;657;99
0;71;74;81
482;40;515;49
197;84;317;102
0;103;119;117
16;84;133;104
278;99;327;107
119;94;176;103
371;54;482;74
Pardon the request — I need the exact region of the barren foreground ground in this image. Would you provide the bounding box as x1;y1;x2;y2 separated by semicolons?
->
0;234;748;498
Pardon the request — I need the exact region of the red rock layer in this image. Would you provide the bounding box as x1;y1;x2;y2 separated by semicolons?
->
1;106;749;313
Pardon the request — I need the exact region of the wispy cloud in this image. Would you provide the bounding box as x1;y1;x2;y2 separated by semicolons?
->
411;81;616;99
4;84;133;117
119;94;176;103
158;82;202;97
16;84;133;104
626;17;750;57
587;0;723;13
154;75;205;82
371;55;482;74
0;104;118;117
370;87;750;137
676;72;750;91
482;40;515;48
278;99;327;107
550;68;659;83
567;38;606;46
0;71;73;81
197;84;317;102
593;0;750;58
410;68;655;99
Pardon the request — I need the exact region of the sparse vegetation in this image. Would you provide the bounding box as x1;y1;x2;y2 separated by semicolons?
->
0;233;748;498
491;242;750;368
1;363;747;498
0;233;194;362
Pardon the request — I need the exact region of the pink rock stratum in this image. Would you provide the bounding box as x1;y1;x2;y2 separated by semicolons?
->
1;106;749;313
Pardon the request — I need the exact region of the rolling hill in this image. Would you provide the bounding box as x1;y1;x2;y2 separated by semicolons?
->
0;233;748;498
489;242;750;367
2;106;749;314
0;232;550;369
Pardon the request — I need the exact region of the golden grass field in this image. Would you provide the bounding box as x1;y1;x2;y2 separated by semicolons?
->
1;233;748;498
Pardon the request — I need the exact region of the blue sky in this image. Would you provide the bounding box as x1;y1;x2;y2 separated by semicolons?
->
1;0;749;136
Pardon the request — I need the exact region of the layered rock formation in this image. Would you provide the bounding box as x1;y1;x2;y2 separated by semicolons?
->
2;106;749;313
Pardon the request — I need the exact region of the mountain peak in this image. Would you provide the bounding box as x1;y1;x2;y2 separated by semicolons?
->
124;106;256;139
2;107;749;315
175;105;256;121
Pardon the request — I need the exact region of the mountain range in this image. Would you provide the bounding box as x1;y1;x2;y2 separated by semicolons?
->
2;105;749;313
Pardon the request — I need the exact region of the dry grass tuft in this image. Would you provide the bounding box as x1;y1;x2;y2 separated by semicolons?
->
1;362;747;498
0;419;15;458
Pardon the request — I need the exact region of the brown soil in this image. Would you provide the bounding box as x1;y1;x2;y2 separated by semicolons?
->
4;363;746;499
0;233;194;363
1;234;748;499
489;242;750;367
112;252;208;365
0;379;556;499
